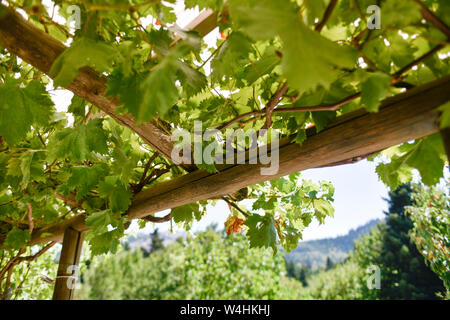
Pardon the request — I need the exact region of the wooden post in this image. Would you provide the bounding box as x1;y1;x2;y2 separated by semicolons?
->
52;227;84;300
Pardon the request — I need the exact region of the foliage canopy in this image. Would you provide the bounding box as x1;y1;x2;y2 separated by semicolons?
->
0;0;448;274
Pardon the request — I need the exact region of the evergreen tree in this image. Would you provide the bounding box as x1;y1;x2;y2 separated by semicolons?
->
149;229;165;254
284;258;310;286
326;257;335;270
355;184;445;299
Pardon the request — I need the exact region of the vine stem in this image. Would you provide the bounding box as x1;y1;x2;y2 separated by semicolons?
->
221;196;250;218
216;41;444;130
315;0;338;32
0;242;56;286
141;213;172;223
263;82;289;129
414;0;450;39
391;44;445;83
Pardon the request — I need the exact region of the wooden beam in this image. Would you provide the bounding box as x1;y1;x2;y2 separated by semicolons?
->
52;227;84;300
27;75;450;246
182;7;226;37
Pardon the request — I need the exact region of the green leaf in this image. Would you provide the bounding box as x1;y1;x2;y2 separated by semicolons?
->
243;47;281;85
294;129;307;145
376;161;413;190
64;164;109;201
376;135;445;189
68;95;87;119
50;37;122;87
211;32;254;82
311;111;336;132
89;230;121;256
244;214;277;252
49;118;108;161
4;226;30;249
404;135;445;186
312;199;334;224
438;101;450;129
7;151;42;190
252;194;277;211
229;0;357;92
106;68;146;120
381;0;422;28
177;61;207;97
86;209;113;234
148;28;172;56
139;59;179;122
360;72;391;112
97;176;132;214
171;203;202;228
0;79;54;146
185;0;223;11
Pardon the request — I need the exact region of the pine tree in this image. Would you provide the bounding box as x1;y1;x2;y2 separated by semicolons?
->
356;184;445;299
149;229;165;254
325;257;335;270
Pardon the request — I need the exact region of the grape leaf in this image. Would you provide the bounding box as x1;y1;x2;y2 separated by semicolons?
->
185;0;223;11
85;209;113;234
97;176;132;214
88;230;121;256
360;72;392;112
376;161;413;190
4;226;30;249
244;214;277;252
311;111;336;132
177;61;207;97
106;68;146;120
312;198;335;224
139;59;179;123
225;215;245;235
64;164;109;201
0;79;54;146
50;37;122;87
211;32;254;82
438;101;450;129
243;47;281;85
404;134;445;186
171;203;202;228
375;134;445;189
229;0;357;92
7;150;43;190
381;0;422;28
68;95;87;121
49;118;108;161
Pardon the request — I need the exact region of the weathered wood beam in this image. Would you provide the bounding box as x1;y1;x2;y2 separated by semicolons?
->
52;227;84;300
27;75;450;246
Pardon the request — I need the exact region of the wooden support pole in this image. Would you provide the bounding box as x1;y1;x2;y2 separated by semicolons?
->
52;228;84;300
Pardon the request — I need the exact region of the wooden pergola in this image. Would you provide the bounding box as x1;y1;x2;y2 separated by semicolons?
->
0;4;449;300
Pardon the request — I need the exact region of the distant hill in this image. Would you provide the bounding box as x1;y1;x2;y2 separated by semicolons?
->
285;219;382;269
124;219;382;269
